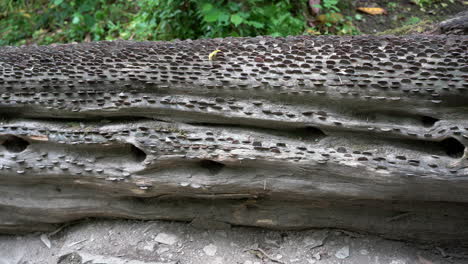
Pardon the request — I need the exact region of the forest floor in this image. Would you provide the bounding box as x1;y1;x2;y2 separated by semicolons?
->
349;0;466;34
1;219;468;264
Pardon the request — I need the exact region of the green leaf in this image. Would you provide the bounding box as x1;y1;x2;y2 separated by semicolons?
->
201;3;213;12
72;15;81;24
53;0;64;6
227;2;240;11
204;9;221;23
246;21;264;29
230;13;243;26
218;12;230;23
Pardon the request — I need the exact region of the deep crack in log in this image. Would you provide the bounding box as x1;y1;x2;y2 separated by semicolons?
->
0;35;467;243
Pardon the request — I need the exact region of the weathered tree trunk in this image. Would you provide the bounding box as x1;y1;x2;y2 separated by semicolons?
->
0;35;467;243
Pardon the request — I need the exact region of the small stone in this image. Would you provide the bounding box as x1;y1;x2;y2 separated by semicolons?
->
154;233;178;245
360;249;369;255
390;260;406;264
313;252;321;260
212;257;224;264
303;230;328;248
335;246;350;259
57;252;82;264
203;243;217;256
143;242;156;251
157;246;170;254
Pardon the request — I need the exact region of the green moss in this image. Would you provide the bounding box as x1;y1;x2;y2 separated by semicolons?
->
376;19;433;35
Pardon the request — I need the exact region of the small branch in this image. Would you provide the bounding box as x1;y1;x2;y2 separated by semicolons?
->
245;248;285;264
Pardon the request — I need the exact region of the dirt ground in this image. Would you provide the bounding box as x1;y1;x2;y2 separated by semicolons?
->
346;0;466;34
1;219;468;264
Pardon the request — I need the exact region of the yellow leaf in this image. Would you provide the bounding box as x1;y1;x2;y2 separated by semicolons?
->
357;7;386;15
316;13;344;24
306;28;321;35
208;49;222;61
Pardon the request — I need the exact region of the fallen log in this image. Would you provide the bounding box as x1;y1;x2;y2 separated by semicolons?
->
0;35;467;243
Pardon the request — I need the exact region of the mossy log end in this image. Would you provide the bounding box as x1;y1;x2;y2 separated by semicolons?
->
0;35;467;243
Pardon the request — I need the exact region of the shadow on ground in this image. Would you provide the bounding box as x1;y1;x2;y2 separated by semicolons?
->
1;219;467;264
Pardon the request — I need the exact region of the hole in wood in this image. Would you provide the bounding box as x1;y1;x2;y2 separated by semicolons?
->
130;144;147;162
304;126;326;136
199;159;225;175
1;135;29;153
355;111;440;128
290;126;327;141
421;116;439;127
440;137;465;158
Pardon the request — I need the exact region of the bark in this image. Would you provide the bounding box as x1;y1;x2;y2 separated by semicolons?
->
0;35;467;242
437;11;468;35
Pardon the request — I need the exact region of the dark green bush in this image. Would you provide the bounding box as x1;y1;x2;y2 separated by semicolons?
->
0;0;308;46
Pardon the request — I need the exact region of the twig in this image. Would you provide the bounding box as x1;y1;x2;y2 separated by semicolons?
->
66;238;88;247
244;248;285;264
48;223;71;237
435;247;447;258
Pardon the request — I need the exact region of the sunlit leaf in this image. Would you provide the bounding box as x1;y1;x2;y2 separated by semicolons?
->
202;3;213;12
230;13;243;26
72;15;80;24
246;21;264;29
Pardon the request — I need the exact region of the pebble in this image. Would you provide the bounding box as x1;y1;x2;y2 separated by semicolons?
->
335;245;350;259
203;243;217;256
142;242;156;251
302;230;328;248
154;233;178;245
212;257;223;264
313;252;321;260
157;246;170;254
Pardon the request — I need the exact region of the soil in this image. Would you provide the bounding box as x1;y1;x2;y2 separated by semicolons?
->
1;219;468;264
340;0;467;34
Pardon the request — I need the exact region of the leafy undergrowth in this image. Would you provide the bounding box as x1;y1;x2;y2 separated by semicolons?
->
0;0;465;46
0;0;308;46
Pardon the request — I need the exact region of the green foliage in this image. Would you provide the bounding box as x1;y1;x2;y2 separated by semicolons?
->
308;0;360;35
387;2;398;9
0;0;307;46
404;16;421;25
0;0;137;45
412;0;454;9
322;0;340;12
